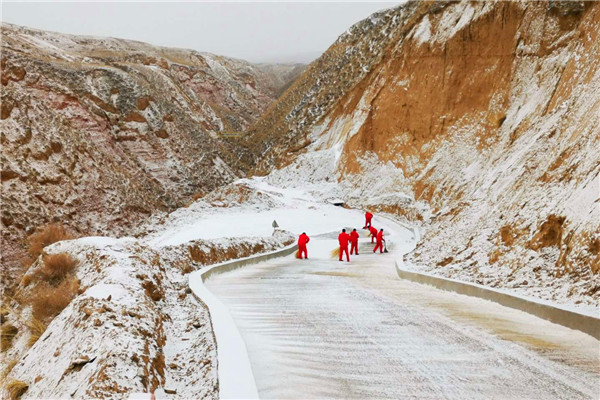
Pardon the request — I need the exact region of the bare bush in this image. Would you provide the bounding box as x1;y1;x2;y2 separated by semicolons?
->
26;224;72;260
30;276;79;323
4;379;28;400
0;358;18;383
25;318;47;349
39;253;78;283
0;324;18;352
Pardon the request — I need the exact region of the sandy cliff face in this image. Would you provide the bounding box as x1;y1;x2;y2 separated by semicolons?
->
0;23;302;281
248;1;600;306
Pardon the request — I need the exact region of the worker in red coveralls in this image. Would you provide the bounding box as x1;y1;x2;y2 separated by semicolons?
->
373;229;385;253
338;229;350;262
350;228;360;255
369;226;378;243
364;211;373;229
298;232;310;259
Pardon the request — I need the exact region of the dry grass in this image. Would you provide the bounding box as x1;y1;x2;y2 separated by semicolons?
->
4;379;28;400
25;317;47;348
30;276;79;323
0;359;18;384
1;324;18;352
19;274;33;288
0;305;9;325
174;260;194;274
26;224;73;261
39;253;78;283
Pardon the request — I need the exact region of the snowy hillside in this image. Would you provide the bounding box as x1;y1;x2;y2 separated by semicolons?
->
1;1;599;399
242;0;600;308
0;22;304;287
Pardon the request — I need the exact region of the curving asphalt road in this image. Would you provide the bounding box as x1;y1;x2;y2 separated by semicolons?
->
205;235;600;399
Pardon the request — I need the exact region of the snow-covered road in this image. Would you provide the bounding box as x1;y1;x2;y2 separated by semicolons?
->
205;235;599;399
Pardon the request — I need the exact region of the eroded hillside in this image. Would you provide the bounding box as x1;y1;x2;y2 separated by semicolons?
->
245;1;600;306
0;23;303;283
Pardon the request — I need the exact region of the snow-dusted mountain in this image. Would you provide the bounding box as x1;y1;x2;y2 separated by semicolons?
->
241;0;600;306
1;1;599;398
0;22;304;284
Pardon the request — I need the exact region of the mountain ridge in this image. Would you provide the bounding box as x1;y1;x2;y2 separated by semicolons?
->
0;21;304;284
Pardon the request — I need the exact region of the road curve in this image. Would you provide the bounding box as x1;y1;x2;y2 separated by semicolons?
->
205;236;599;399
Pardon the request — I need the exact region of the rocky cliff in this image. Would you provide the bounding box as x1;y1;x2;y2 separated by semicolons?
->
245;1;600;307
0;23;303;283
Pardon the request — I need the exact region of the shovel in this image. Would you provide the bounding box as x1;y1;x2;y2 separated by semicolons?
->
384;240;389;253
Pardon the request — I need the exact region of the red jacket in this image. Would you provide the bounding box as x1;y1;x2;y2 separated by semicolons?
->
376;231;385;242
365;212;373;220
350;230;359;243
298;233;310;246
338;232;350;247
369;226;378;236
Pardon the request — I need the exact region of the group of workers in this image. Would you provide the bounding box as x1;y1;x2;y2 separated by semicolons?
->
297;211;386;262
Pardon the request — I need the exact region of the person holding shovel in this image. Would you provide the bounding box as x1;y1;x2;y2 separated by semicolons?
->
369;225;378;243
373;229;386;253
297;232;310;259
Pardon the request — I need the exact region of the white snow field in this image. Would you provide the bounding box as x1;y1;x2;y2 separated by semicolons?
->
205;236;599;399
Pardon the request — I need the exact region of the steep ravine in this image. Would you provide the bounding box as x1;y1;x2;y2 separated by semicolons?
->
0;22;303;286
243;1;600;306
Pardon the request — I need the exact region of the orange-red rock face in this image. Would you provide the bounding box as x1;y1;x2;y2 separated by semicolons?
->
249;1;600;304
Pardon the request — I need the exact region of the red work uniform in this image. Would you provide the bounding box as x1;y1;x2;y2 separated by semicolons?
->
350;230;360;255
338;231;350;262
369;226;378;243
373;230;385;253
298;233;310;259
364;212;373;228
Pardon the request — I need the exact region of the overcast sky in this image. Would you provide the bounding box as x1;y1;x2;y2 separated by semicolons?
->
2;1;399;63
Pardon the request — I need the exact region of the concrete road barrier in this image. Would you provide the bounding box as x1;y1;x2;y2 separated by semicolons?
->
189;243;298;399
201;243;298;281
395;261;600;340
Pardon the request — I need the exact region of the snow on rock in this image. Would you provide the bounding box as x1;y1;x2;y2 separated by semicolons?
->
412;15;432;45
238;1;600;312
1;226;294;398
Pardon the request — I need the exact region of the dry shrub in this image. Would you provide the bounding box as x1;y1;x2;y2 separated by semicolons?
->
19;274;33;288
30;276;79;322
26;224;73;260
174;261;194;274
39;253;78;283
0;324;18;352
4;380;28;400
25;317;47;348
0;359;18;383
0;306;8;325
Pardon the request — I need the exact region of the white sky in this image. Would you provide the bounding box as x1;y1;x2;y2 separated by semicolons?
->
1;1;399;63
